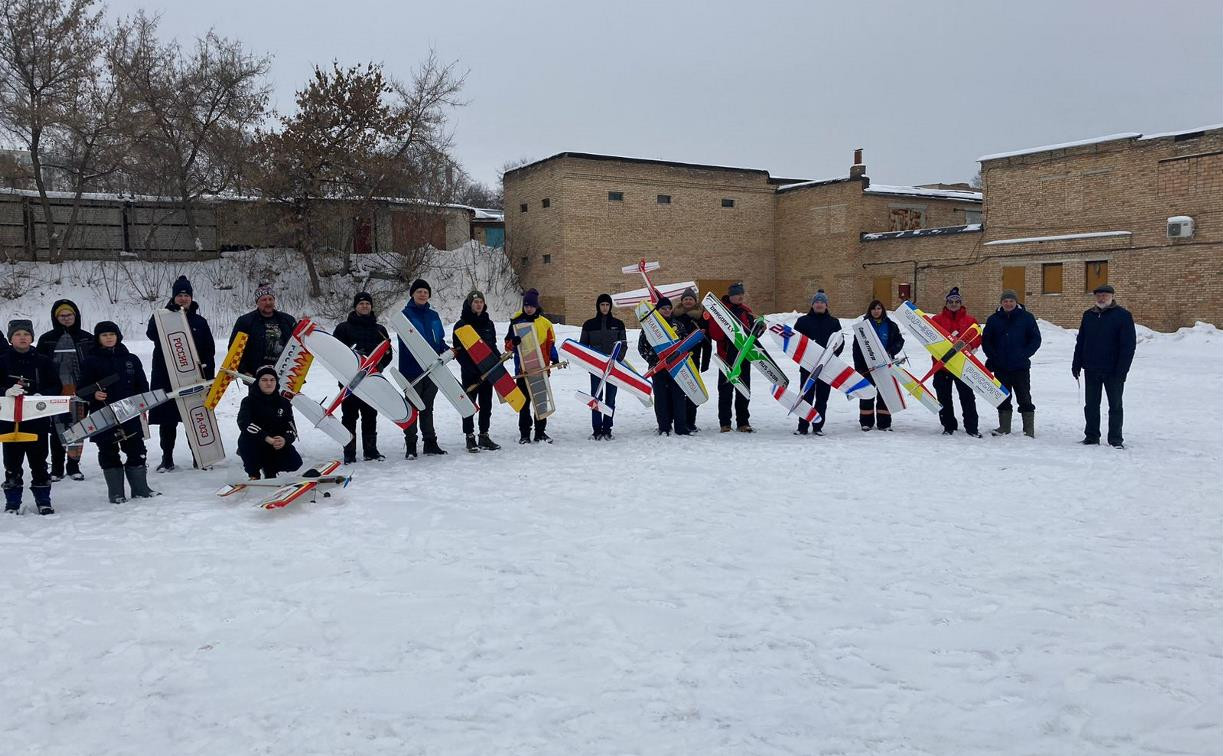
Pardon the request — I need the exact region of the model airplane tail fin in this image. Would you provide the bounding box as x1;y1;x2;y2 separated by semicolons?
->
575;391;613;417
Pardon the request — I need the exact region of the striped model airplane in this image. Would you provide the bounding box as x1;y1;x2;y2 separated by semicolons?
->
0;394;74;443
894;301;1010;407
298;327;419;431
635;300;708;405
560;339;652;415
766;324;877;400
611;259;697;308
851;319;941;415
455;324;526;412
216;459;351;509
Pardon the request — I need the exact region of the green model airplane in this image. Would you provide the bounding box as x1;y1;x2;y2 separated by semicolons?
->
701;292;789;398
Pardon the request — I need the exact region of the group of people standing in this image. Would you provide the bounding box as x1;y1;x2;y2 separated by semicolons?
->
0;272;1138;514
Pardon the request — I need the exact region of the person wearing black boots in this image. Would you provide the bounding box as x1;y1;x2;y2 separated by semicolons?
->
1;320;60;514
579;293;628;440
638;296;691;436
236;366;303;479
146;276;215;472
78;322;159;504
35;299;93;481
792;290;842;436
398;279;449;459
983;290;1042;438
505;289;559;444
852;300;905;431
452;290;502;453
333;292;391;463
1072;284;1136;448
673;288;710;433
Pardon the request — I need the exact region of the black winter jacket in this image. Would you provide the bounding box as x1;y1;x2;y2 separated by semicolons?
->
78;340;150;445
452;299;500;382
638;314;689;367
794;309;844;354
334;311;392;367
852;316;905;376
982;305;1042;373
35;298;93;385
229;309;297;376
579;311;628;358
674;307;711;371
147;299;216;425
1072;303;1136;377
237;384;298;447
0;347;61;435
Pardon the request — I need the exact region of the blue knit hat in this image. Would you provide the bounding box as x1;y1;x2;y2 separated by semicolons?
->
728;282;745;296
812;290;829;305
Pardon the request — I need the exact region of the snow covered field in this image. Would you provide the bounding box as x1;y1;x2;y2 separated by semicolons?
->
1;314;1220;755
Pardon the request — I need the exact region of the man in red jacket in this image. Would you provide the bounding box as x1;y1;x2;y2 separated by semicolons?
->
705;282;755;432
931;287;981;437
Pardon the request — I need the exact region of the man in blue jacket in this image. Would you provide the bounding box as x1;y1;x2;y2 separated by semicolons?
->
982;290;1042;437
1072;284;1136;448
398;278;448;458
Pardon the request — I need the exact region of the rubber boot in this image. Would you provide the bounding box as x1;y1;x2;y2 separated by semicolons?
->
125;465;161;498
423;437;447;455
991;410;1013;436
104;466;127;504
1021;411;1035;438
31;485;53;515
465;434;479;453
478;433;501;451
4;485;21;513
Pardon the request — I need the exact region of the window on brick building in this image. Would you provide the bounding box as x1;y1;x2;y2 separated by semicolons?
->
608;191;624;201
542;198;550;208
520;256;529;266
890;207;925;231
1041;263;1063;294
543;254;552;264
1085;260;1108;292
721;198;735;208
519;203;527;213
964;209;982;225
657;194;671;204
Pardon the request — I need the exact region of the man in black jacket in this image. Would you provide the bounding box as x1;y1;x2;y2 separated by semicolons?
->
792;290;842;436
2;320;61;514
333;292;391;463
638;297;691;436
1072;284;1136;448
673;288;710;432
982;290;1042;437
147;276;215;472
35;299;93;480
579;294;628;440
229;283;297;377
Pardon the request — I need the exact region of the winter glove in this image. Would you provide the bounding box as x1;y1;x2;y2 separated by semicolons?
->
1072;367;1081;380
4;384;24;397
510;334;522;346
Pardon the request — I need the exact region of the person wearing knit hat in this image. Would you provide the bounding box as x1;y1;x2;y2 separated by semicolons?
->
1;318;61;514
506;287;559;444
334;291;392;462
229;281;297;379
34;298;95;480
673;288;712;432
638;296;692;437
1073;282;1135;448
146;274;215;472
235;365;303;480
399;278;449;458
77;318;159;504
793;290;842;436
579;293;628;440
983;290;1042;438
708;282;755;432
932;286;982;437
452;289;503;452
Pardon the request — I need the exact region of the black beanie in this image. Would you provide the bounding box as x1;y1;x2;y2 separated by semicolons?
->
353;291;373;307
255;365;279;382
596;293;613;307
657;295;673;309
410;279;431;296
172;275;193;297
94;321;122;342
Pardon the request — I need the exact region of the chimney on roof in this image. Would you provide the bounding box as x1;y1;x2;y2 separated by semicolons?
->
850;148;866;179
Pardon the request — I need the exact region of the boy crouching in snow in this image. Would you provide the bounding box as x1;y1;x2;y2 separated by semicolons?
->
79;322;160;504
237;366;302;480
1;319;61;514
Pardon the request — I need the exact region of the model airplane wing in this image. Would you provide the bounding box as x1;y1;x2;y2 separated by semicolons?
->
560;339;653;405
767;324;875;399
769;383;822;425
513;321;556;419
455;325;526;412
611;281;697;308
0;395;73;422
349;374;418;429
894;301;1009;407
635;301;708;405
389;312;476;417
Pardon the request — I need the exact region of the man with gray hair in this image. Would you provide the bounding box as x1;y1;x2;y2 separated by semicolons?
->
1072;284;1136;448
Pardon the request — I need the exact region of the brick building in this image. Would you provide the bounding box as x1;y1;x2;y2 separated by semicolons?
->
504;124;1222;330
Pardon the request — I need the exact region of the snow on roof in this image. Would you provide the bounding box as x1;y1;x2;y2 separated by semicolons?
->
774;176;854;193
863;184;982;202
1137;124;1223;141
861;223;982;242
983;230;1131;246
978;133;1141;162
472;207;504;222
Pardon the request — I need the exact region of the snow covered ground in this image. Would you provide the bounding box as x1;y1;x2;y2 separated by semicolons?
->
1;313;1219;755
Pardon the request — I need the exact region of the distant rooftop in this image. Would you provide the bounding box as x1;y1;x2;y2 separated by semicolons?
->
979;123;1223;162
506;151;805;183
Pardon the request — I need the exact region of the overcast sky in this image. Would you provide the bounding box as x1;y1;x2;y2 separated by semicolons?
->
110;0;1223;189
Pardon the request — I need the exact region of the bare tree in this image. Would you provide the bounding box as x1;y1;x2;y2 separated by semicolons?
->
0;0;104;260
252;54;464;297
111;11;269;251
